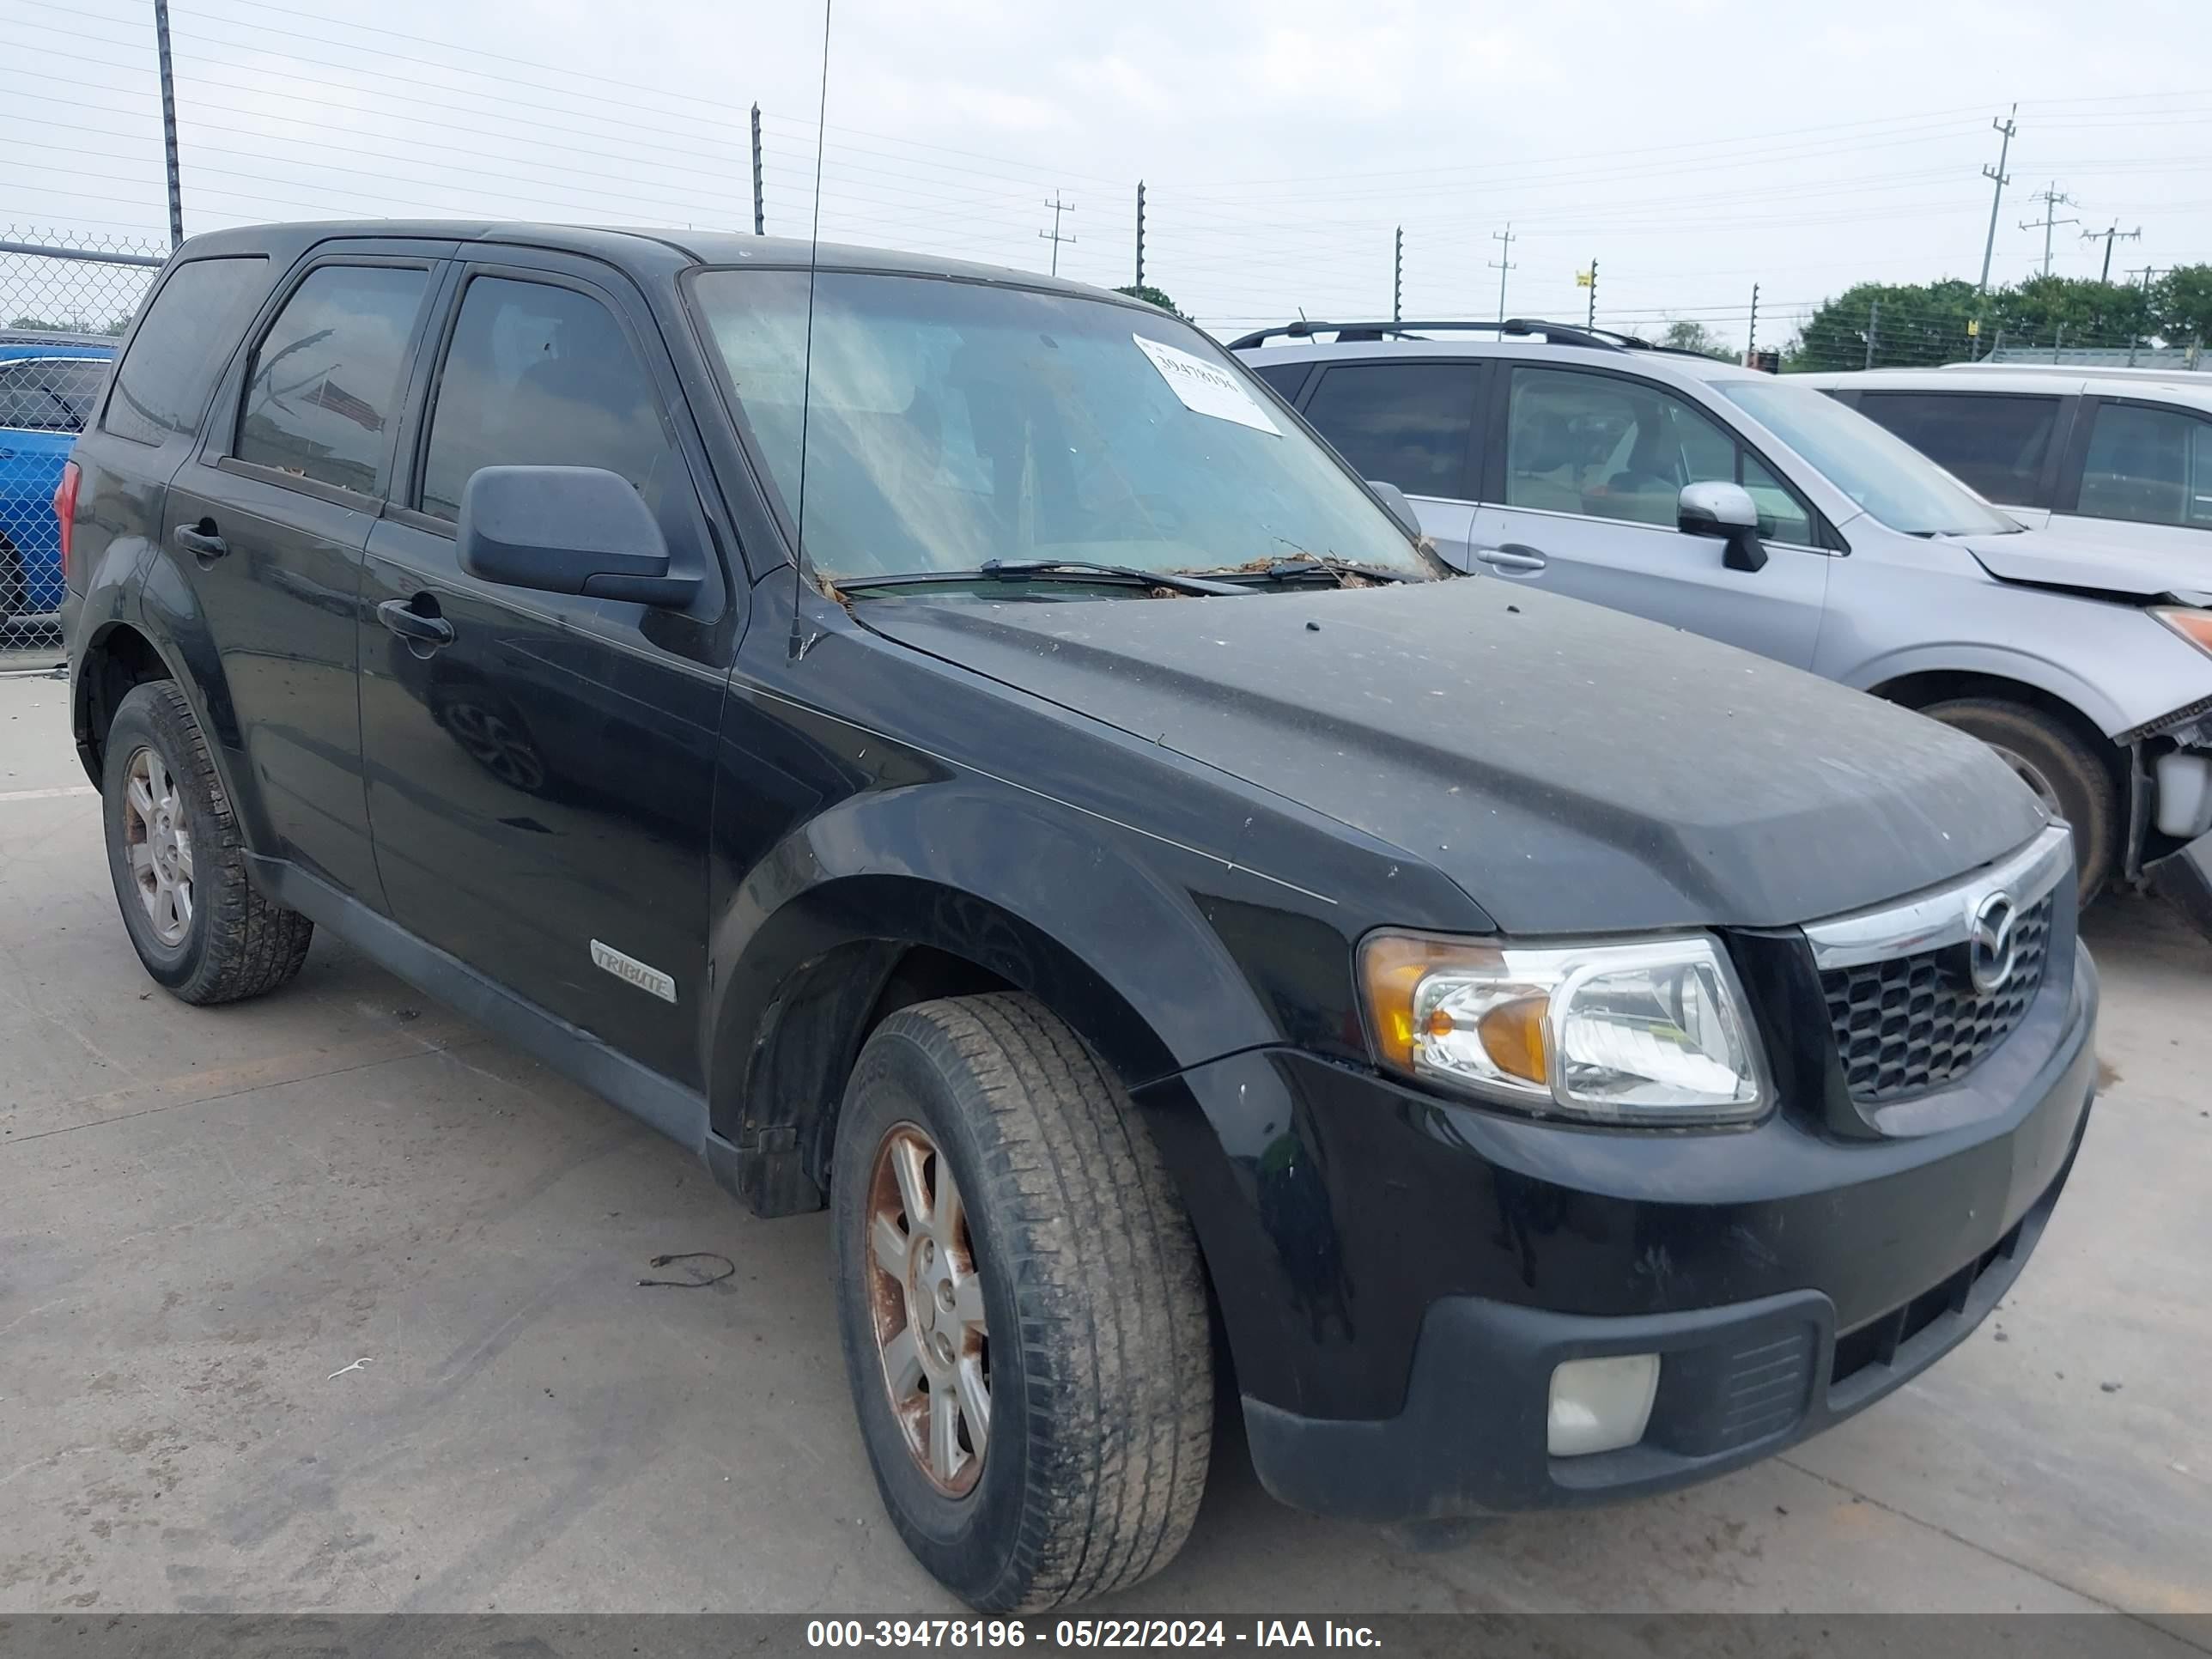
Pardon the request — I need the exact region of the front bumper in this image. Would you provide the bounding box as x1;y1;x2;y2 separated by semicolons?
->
2147;829;2212;945
1131;949;2097;1523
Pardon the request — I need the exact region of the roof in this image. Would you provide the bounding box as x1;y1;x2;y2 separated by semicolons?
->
0;329;118;356
171;220;1115;301
1797;365;2212;407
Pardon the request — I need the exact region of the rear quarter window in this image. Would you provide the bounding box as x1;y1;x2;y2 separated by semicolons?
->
101;256;271;447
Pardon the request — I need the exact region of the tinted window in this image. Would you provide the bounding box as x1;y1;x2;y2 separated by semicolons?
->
0;357;106;432
1248;361;1310;400
1506;368;1814;544
1301;362;1478;498
1854;392;2058;505
2077;402;2212;529
237;265;427;494
421;277;673;523
102;255;269;447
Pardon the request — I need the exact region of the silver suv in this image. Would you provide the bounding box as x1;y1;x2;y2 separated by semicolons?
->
1234;320;2212;933
1796;364;2212;558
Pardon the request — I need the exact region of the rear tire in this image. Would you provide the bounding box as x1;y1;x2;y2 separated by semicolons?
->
1923;697;2116;905
831;993;1212;1611
101;681;314;1004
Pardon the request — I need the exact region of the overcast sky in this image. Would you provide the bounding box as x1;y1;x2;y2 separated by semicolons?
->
7;0;2211;347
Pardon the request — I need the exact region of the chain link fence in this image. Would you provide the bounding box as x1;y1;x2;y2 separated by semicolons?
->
2;229;166;661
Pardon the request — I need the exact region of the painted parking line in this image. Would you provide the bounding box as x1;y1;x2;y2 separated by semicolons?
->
0;786;97;805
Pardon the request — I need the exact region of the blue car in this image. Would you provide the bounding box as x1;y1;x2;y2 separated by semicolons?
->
1;333;114;623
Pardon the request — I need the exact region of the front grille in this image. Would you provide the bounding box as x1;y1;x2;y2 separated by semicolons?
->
1820;892;2054;1105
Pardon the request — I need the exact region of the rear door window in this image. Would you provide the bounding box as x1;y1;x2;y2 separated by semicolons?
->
101;255;270;447
1852;391;2060;505
1248;361;1312;402
2076;401;2212;529
0;357;105;432
1299;361;1480;498
418;276;677;523
235;264;430;495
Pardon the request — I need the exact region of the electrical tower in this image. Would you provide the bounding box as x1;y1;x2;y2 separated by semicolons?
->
1039;194;1076;276
1977;106;2015;295
2020;183;2080;278
2081;222;2141;283
1489;224;1517;325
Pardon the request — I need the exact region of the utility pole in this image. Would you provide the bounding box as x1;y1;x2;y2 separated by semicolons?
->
152;0;185;248
1038;193;1075;276
1133;180;1145;288
2126;264;2165;292
1582;258;1597;329
1977;106;2015;295
2021;183;2080;279
1392;226;1402;323
1489;223;1516;325
2082;222;2141;283
1865;301;1880;370
1747;283;1759;360
750;103;765;235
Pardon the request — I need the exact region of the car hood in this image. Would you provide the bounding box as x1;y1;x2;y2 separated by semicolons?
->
1956;526;2212;606
854;579;2047;934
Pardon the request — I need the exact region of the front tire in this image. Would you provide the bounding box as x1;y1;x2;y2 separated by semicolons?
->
1923;697;2117;906
101;681;314;1004
831;994;1212;1611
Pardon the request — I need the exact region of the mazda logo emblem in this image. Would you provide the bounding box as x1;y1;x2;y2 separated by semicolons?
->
1969;891;2019;994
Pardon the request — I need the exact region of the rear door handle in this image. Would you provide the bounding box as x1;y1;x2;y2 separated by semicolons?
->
173;522;228;559
377;597;455;647
1473;543;1548;573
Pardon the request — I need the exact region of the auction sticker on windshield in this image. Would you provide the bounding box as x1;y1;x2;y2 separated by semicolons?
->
1133;334;1280;435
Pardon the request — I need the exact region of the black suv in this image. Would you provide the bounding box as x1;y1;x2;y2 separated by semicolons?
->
59;223;2097;1611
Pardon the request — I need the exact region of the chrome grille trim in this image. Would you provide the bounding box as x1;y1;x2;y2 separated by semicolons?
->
1801;824;2073;972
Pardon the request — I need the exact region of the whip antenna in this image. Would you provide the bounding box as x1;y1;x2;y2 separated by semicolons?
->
788;0;833;657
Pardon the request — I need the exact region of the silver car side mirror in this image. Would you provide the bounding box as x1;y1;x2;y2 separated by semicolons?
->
1678;481;1768;574
1366;479;1424;541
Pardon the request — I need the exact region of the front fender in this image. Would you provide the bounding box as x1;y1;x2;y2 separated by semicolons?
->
1844;641;2131;739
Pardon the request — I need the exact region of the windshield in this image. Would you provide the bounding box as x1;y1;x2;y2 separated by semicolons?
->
689;270;1435;583
1717;378;2019;537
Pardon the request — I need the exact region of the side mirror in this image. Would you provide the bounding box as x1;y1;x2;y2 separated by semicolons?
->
1678;480;1768;574
457;465;699;607
1366;479;1424;541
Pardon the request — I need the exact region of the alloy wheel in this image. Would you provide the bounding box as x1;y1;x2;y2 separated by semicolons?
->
122;744;194;946
863;1121;991;1496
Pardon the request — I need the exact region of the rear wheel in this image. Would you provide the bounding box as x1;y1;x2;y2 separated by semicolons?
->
1923;697;2117;905
101;681;315;1003
831;994;1212;1611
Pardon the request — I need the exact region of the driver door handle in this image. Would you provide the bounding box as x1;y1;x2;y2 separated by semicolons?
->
1473;543;1548;573
377;597;455;647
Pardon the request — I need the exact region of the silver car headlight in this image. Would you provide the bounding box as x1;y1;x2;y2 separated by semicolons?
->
1358;932;1771;1125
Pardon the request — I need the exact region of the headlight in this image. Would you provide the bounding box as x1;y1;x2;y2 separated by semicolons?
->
2154;606;2212;658
1358;932;1770;1125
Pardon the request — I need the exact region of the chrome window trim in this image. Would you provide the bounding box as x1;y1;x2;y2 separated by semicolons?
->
1802;824;2073;970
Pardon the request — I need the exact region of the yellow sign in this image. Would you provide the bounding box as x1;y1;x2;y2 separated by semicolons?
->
1966;318;1981;337
1575;270;1595;288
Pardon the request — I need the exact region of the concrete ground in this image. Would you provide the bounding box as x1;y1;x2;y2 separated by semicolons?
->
1;667;2207;1618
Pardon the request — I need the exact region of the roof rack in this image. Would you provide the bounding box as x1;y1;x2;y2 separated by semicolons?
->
1223;317;1726;362
1225;317;1632;351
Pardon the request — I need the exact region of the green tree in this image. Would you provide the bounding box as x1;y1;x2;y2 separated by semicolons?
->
1653;319;1734;360
1990;275;2154;348
2151;264;2212;346
1115;283;1186;319
1782;279;1981;373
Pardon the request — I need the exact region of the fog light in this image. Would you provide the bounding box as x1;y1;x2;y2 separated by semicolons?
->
1547;1353;1660;1456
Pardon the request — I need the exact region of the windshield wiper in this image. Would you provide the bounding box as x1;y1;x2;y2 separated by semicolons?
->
836;559;1254;598
1214;555;1420;586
